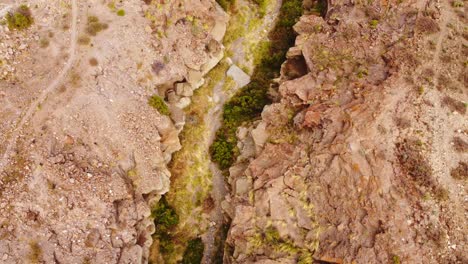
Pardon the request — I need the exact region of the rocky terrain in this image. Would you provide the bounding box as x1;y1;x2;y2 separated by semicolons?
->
0;0;226;263
0;0;466;263
224;0;467;263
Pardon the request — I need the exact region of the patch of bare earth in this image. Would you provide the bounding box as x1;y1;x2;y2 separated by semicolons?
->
0;0;226;263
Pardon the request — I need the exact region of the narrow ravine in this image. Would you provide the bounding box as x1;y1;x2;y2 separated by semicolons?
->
151;0;300;263
201;1;287;262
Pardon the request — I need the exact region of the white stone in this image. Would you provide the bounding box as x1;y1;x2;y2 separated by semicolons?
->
175;97;191;109
227;64;251;88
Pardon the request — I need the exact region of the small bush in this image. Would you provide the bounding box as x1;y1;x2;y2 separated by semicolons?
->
152;196;179;232
211;0;302;170
29;241;42;263
148;95;170;116
451;162;467;180
151;196;179;255
86;16;108;36
88;16;99;23
252;0;270;17
181;238;204;264
369;19;379;29
396;139;434;188
117;9;125;16
78;35;91;45
39;38;49;48
264;227;281;244
210;135;236;169
278;0;302;27
6;5;34;31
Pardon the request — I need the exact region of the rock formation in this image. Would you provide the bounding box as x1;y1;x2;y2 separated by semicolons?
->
224;0;467;263
0;0;226;263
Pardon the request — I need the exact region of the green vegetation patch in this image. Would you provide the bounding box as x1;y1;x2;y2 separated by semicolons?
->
252;0;270;17
117;9;125;16
181;238;204;264
152;196;179;256
211;0;303;170
6;5;34;31
148;95;170;116
369;19;379;29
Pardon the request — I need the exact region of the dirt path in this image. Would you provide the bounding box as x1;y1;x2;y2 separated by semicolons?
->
425;0;466;218
0;0;78;172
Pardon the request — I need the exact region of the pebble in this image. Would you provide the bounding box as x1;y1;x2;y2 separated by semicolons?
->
2;254;8;260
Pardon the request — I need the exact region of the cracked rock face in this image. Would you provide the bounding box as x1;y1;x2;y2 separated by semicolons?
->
225;1;467;263
0;0;226;263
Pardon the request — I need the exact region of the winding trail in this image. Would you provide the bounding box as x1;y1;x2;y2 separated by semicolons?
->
0;0;78;172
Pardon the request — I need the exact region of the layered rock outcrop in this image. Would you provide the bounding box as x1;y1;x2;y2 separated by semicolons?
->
224;1;467;263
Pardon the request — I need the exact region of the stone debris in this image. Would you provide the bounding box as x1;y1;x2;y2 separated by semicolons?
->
0;0;227;263
227;64;251;88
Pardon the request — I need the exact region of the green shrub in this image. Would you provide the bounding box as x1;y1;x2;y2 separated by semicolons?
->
152;196;179;233
117;9;125;16
392;255;401;264
252;0;270;17
311;0;327;16
151;196;179;255
210;135;237;169
369;19;379;29
278;0;302;27
148;95;170;116
181;238;204;264
6;5;34;31
264;227;281;244
211;0;302;170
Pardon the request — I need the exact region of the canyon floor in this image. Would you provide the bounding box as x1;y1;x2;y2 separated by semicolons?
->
0;0;467;264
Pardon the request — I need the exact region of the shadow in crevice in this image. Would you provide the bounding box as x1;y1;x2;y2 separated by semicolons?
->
305;0;329;18
282;55;309;80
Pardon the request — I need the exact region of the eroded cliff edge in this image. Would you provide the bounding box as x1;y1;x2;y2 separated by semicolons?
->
223;0;467;263
0;0;226;263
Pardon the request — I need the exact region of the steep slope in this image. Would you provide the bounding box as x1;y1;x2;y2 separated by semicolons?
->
224;0;467;263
